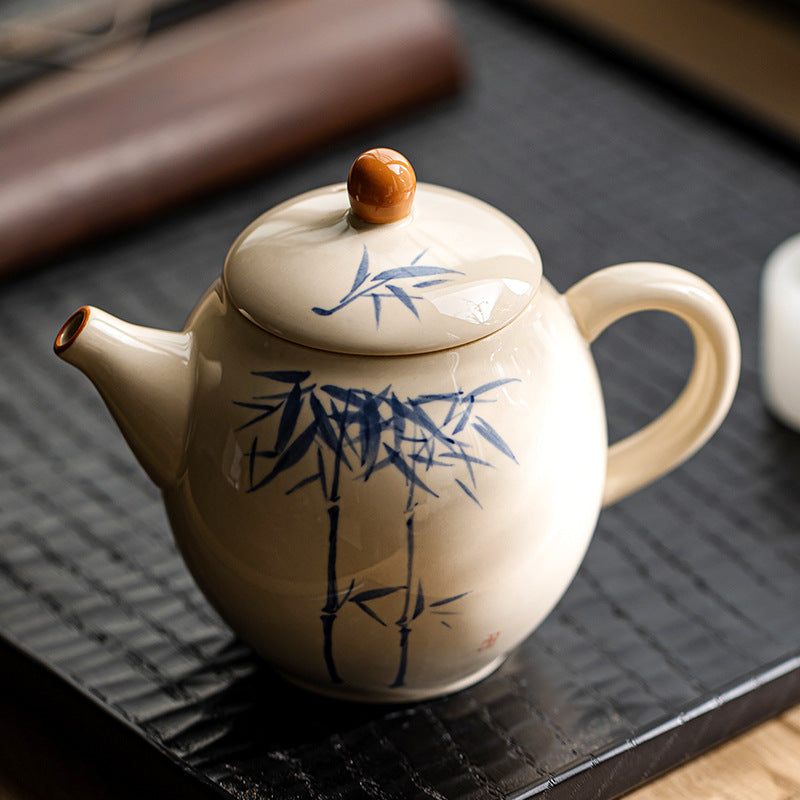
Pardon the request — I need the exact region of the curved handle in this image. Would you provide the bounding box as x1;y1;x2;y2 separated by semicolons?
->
565;262;740;507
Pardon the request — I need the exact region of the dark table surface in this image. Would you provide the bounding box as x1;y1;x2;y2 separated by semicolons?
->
2;1;800;799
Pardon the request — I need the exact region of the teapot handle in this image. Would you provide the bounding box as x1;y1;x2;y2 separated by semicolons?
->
565;262;740;507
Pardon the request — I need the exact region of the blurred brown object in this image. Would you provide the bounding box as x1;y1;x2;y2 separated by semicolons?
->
520;0;800;147
0;0;463;277
0;0;159;70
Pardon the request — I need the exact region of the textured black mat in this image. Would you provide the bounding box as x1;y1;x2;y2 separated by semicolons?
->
3;2;800;798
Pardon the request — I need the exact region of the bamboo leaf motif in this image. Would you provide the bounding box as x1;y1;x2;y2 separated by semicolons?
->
410;249;428;264
452;407;473;435
248;421;317;492
438;450;492;469
321;384;364;406
334;579;355;614
359;394;383;479
316;445;328;500
456;443;477;487
468;378;519;397
247;436;259;488
286;473;323;495
413;279;450;288
311;247;463;324
351;586;405;603
472;415;518;463
252;384;316;401
389;393;407;450
412;581;425;620
386;284;420;317
348;585;404;626
310;392;339;452
349;245;371;295
407;402;456;447
416;392;463;403
274;383;304;454
390;392;415;422
371;265;460;283
455;479;482;507
233;400;283;431
430;591;471;607
408;451;450;469
382;444;439;499
351;601;387;627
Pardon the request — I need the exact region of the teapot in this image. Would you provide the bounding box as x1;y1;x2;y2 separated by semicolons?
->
55;148;740;702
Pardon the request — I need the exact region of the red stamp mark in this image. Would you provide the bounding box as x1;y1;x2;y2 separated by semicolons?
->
477;631;501;652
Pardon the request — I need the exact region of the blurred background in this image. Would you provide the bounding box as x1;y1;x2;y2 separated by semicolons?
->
1;0;799;280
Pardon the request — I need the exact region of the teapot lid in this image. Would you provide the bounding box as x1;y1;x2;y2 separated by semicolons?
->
223;149;542;355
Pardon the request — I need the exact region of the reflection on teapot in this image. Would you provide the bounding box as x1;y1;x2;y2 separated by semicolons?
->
55;149;740;702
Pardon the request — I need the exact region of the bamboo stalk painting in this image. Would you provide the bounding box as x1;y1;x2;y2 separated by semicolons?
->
234;371;518;688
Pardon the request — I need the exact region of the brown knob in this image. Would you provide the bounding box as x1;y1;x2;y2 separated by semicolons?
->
347;148;416;224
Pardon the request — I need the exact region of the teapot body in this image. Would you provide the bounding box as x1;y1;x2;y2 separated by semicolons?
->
54;149;740;702
164;276;607;701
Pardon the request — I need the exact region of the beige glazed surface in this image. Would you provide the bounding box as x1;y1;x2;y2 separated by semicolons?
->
54;150;740;702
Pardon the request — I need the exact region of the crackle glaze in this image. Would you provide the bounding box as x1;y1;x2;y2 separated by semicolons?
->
54;149;741;702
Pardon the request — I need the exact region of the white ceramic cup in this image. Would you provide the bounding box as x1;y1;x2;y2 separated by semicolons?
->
761;233;800;431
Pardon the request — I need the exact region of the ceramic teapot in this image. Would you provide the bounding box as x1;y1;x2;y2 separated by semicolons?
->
55;149;740;702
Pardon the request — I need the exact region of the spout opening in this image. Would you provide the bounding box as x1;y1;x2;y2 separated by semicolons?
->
54;307;90;355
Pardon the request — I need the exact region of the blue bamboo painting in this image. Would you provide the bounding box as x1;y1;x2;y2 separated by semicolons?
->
311;246;462;326
234;371;518;687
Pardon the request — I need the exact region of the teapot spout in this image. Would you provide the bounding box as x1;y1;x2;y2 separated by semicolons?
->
54;306;195;489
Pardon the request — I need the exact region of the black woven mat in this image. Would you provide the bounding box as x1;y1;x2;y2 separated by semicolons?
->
3;2;800;798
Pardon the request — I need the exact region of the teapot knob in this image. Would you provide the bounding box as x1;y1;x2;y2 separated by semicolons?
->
347;148;416;224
